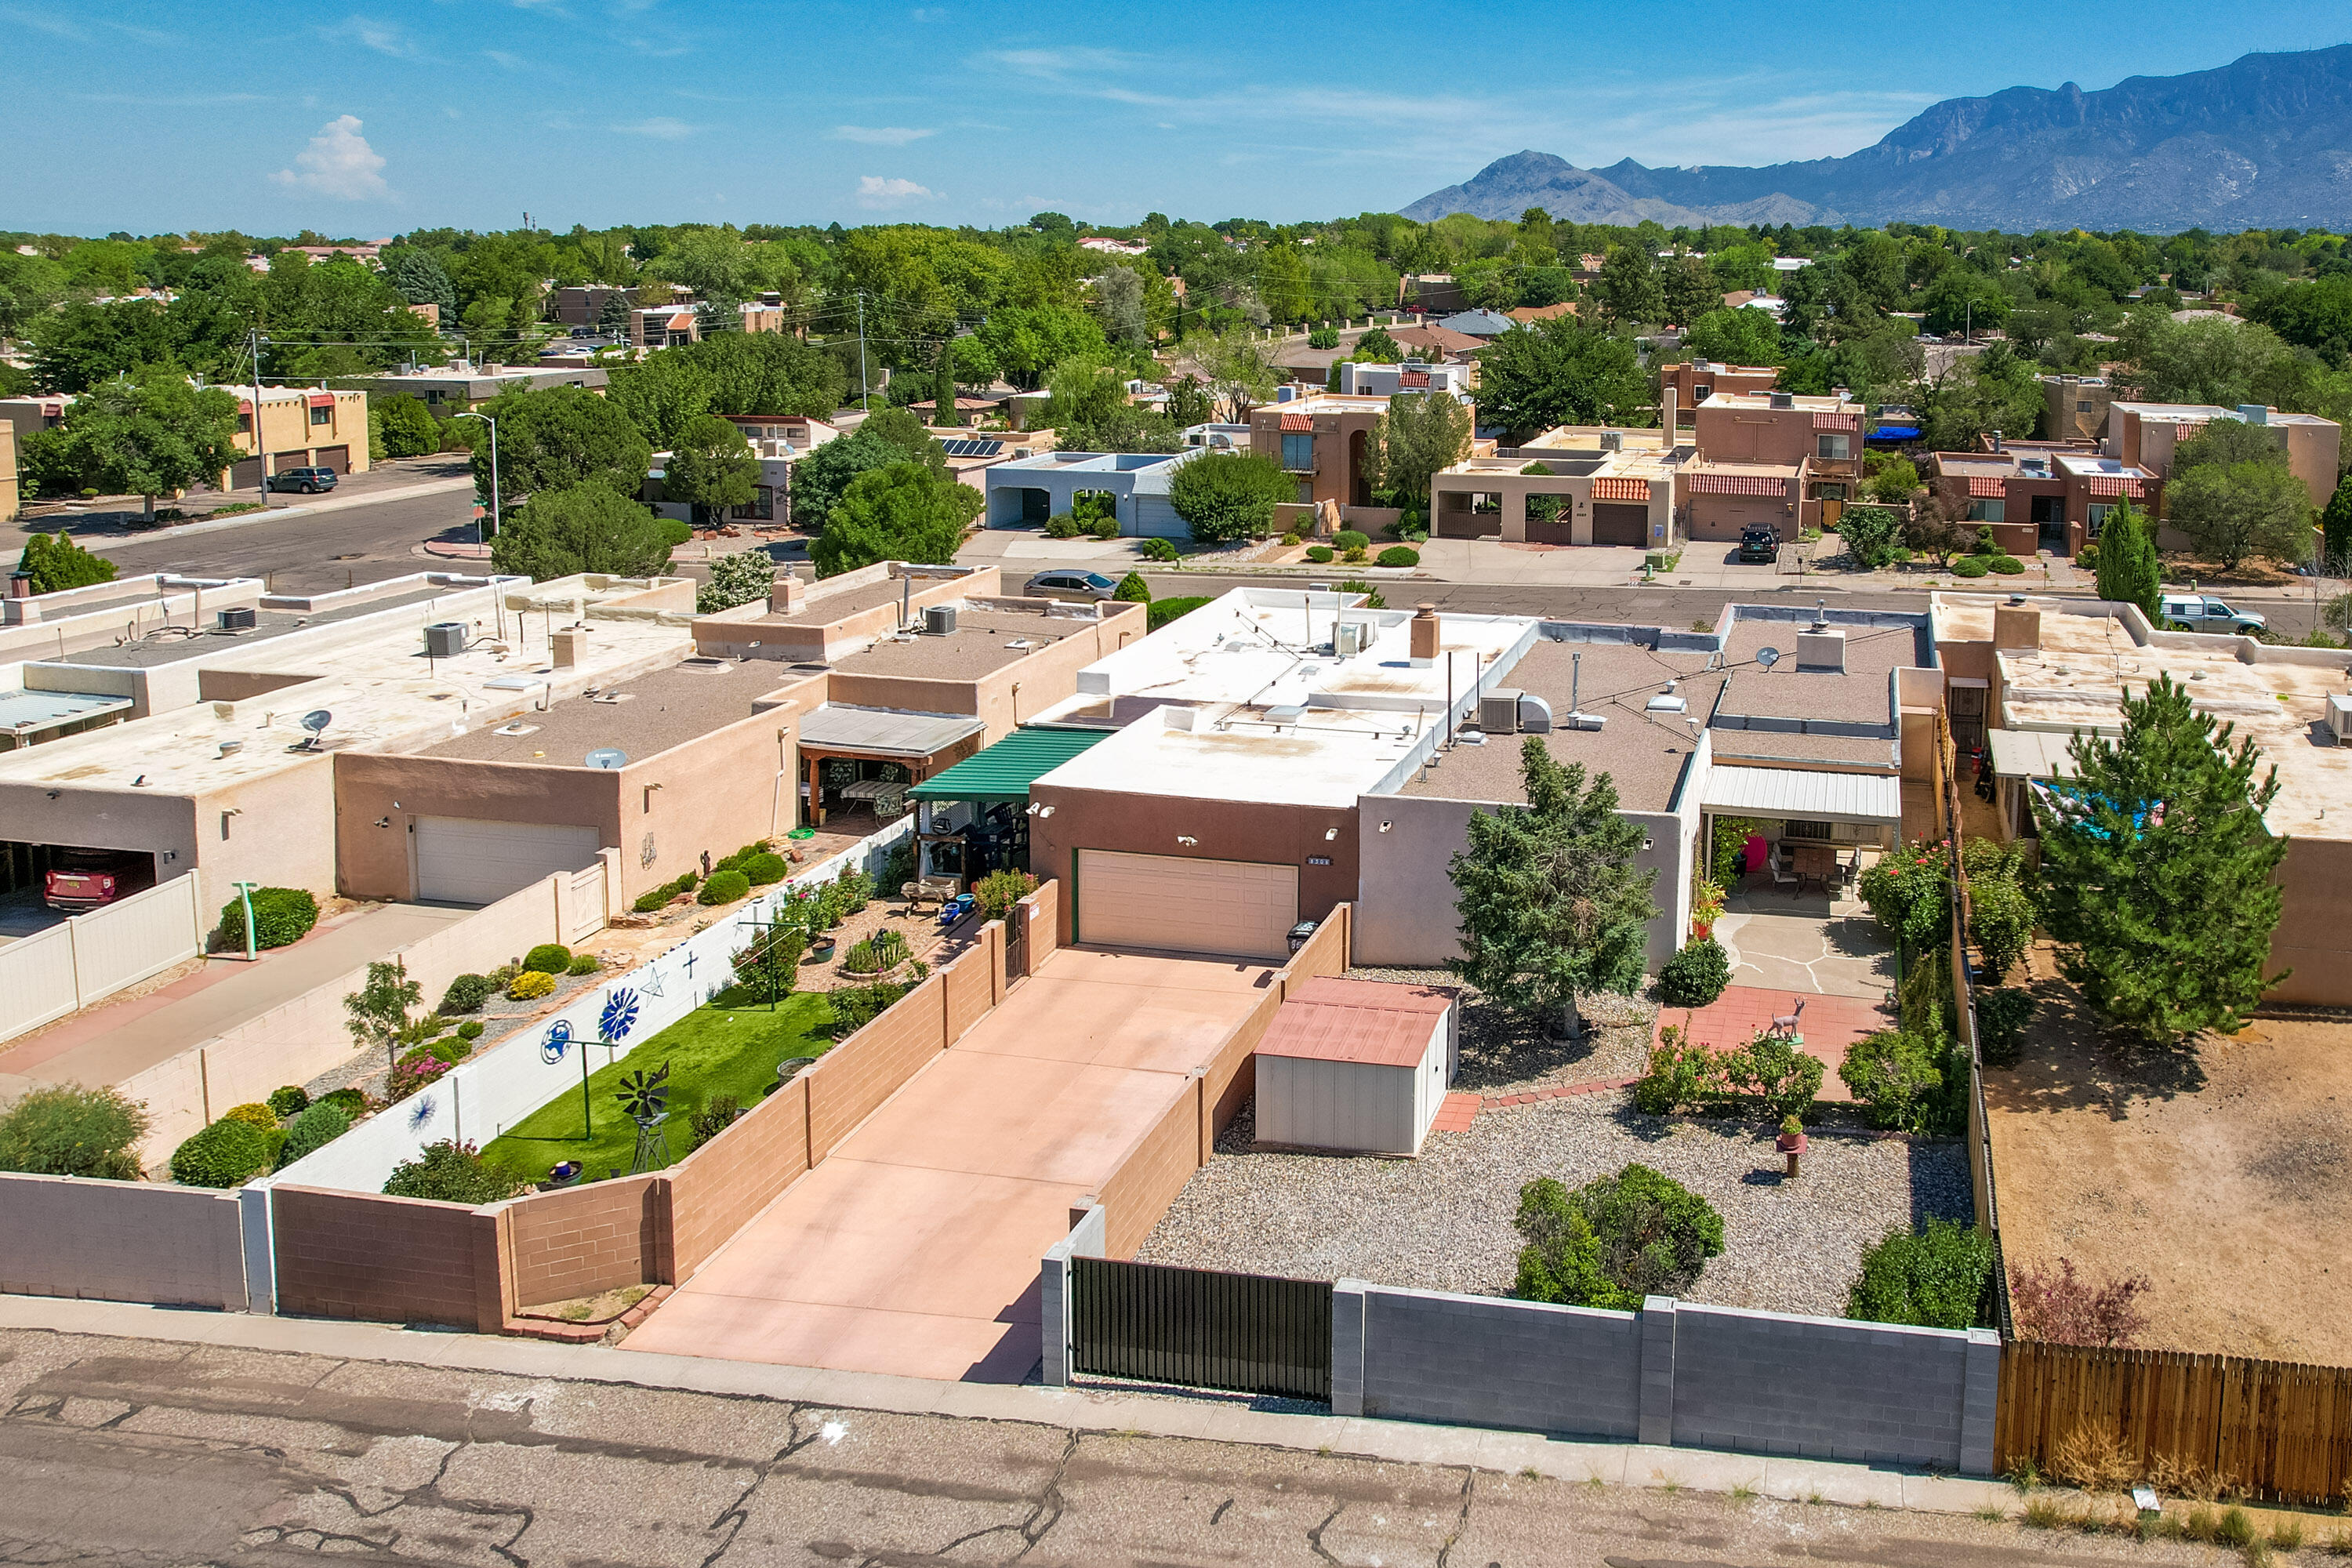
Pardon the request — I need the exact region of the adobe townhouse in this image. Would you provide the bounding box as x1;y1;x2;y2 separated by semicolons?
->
1657;360;1778;434
1688;390;1865;533
3;383;373;488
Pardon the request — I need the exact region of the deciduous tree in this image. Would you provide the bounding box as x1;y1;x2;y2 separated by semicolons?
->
1474;317;1648;441
490;483;674;580
1365;390;1470;513
2165;417;2314;570
811;461;982;576
478;385;652;507
1167;450;1292;543
66;370;242;523
661;413;760;524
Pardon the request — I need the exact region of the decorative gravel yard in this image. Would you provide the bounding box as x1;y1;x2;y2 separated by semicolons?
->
479;991;833;1186
1138;1088;1970;1319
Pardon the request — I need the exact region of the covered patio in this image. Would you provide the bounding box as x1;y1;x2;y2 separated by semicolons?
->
905;724;1115;887
1700;764;1900;1004
792;705;985;833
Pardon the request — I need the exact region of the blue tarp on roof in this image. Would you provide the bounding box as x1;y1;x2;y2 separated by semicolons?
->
1869;424;1922;440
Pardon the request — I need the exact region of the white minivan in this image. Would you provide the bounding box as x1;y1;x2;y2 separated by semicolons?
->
2158;593;2267;635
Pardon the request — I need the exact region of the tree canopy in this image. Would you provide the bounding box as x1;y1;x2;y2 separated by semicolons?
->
2031;673;2288;1044
811;461;982;576
2165;416;2313;569
477;385;652;509
1365;390;1470;514
660;414;761;524
489;482;674;580
2092;500;2161;619
1449;736;1657;1039
1474;318;1649;440
64;369;243;521
1167;451;1292;543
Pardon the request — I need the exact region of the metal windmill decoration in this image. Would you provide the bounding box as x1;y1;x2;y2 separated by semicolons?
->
615;1060;673;1175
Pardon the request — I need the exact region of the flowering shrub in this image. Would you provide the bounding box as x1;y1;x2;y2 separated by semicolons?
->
506;969;557;1001
387;1048;453;1102
1858;838;1955;949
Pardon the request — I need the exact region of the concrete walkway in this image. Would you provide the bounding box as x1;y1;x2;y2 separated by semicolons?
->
1713;885;1895;1002
0;902;469;1091
626;947;1279;1383
0;1294;2019;1524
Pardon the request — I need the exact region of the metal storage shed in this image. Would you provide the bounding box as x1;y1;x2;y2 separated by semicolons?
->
1254;977;1458;1156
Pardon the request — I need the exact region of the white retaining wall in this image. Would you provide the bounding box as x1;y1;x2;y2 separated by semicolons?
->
269;815;913;1196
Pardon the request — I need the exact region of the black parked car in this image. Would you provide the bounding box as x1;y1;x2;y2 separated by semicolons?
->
267;466;339;495
1737;525;1780;563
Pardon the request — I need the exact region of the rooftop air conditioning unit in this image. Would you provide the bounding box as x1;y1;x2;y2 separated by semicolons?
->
1479;690;1523;734
1599;430;1622;452
1769;391;1795;409
924;604;958;636
1334;620;1368;657
2328;695;2352;746
423;622;466;658
216;606;257;632
1517;694;1553;733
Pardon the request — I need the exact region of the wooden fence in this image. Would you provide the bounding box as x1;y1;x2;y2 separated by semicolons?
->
1998;1339;2352;1504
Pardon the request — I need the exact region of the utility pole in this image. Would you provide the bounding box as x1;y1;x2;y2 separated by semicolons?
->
247;327;270;499
856;292;871;410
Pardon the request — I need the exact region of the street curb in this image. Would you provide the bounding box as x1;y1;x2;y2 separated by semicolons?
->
0;1294;2011;1516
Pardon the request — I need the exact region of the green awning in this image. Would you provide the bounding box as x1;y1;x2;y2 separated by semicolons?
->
909;724;1114;804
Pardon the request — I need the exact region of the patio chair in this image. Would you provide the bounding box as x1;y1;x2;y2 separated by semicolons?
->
1763;848;1798;896
1769;996;1806;1041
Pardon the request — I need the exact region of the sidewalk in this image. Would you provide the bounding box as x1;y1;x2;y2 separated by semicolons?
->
0;1293;2013;1516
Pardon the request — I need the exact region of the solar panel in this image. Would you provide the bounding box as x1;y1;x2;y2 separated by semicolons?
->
940;438;1004;458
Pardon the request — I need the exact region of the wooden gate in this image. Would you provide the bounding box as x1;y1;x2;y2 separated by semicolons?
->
1998;1340;2352;1504
1071;1257;1331;1400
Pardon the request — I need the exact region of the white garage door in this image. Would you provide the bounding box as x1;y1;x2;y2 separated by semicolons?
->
415;817;602;906
1078;850;1299;960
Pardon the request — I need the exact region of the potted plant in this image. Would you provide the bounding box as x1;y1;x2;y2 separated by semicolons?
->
806;932;837;963
1777;1114;1807;1178
1690;880;1726;940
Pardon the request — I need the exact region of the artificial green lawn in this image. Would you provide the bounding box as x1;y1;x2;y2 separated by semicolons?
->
480;989;833;1185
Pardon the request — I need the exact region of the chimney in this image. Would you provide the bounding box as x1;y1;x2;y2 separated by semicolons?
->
1795;629;1846;673
552;625;589;669
1994;604;2042;650
1410;602;1440;666
768;572;806;615
1662;384;1679;436
1991;429;2005;452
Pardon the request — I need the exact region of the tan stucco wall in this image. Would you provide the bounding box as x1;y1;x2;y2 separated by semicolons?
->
691;566;998;662
1029;786;1359;947
2270;836;2352;1007
332;753;622;904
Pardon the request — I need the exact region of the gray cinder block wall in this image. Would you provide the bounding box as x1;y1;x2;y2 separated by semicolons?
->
0;1172;252;1312
1334;1283;1999;1474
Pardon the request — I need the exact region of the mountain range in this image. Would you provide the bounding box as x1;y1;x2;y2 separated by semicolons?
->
1401;45;2352;232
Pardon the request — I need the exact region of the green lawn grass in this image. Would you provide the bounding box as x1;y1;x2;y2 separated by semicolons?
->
481;988;833;1185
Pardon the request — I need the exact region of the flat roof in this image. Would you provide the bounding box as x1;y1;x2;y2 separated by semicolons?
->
1038;703;1425;810
0;689;132;735
418;656;788;765
753;579;910;627
2111;402;2336;427
1935;593;2352;840
829;610;1078;679
1713;619;1911;728
63;586;452;667
797;704;984;760
1702;392;1864;412
1394;640;1718;812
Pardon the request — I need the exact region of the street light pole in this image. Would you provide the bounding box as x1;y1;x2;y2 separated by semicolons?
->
231;879;260;962
454;412;499;551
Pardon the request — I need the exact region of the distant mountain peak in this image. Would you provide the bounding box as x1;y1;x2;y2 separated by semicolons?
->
1403;45;2352;231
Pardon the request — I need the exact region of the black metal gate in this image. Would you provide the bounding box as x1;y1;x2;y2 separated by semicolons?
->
1071;1257;1331;1400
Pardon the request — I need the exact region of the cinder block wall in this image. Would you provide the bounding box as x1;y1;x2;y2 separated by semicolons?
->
502;1172;664;1310
272;1185;503;1330
1097;1076;1203;1258
0;1173;249;1311
805;972;946;1161
1356;1284;1642;1438
1017;883;1058;975
666;1073;810;1279
1670;1303;1977;1468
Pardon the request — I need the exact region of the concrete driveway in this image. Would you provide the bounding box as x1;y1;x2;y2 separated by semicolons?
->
0;901;470;1096
625;946;1278;1383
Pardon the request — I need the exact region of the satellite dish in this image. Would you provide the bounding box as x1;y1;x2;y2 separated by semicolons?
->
585;748;629;770
1755;646;1782;669
300;710;332;734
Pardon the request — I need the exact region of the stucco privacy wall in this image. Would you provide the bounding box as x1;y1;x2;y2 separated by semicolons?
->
115;855;615;1169
0;1172;249;1312
268;815;910;1195
1329;1283;1999;1473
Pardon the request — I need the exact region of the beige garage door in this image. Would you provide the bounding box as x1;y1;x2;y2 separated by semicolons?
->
415;817;601;906
1078;850;1299;960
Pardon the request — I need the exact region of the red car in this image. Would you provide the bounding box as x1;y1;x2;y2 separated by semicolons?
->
43;848;157;913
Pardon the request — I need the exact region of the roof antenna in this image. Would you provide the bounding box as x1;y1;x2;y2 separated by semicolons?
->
1810;597;1829;632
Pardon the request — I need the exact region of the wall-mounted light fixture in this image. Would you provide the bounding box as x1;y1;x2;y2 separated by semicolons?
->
375;816;391;829
1176;835;1197;847
1323;827;1338;840
1378;821;1392;833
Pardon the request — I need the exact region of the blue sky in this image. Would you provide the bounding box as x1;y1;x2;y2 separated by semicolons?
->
1;2;2344;235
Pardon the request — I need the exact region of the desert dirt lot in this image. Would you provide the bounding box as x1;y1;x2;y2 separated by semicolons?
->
1984;945;2352;1363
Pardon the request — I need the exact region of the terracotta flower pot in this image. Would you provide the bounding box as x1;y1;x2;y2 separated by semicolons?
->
1776;1131;1806;1154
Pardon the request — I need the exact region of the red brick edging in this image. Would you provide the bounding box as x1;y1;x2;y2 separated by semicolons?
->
503;1283;673;1343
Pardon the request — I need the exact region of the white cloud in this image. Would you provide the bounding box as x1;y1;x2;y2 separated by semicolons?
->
612;117;696;139
857;175;938;209
981;45;1134;80
270;114;390;201
325;15;419;56
832;125;934;145
0;6;85;38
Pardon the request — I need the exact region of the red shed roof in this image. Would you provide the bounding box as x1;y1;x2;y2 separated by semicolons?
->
1258;978;1454;1069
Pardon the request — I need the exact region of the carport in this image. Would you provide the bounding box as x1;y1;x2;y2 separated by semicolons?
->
795;705;985;829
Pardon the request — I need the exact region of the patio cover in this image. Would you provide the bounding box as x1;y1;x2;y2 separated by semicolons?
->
796;705;984;760
1700;765;1901;825
1987;728;2081;781
0;689;132;739
909;724;1114;804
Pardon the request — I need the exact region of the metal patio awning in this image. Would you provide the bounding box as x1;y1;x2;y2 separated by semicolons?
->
909;724;1115;804
1988;729;2081;781
1700;764;1903;825
795;705;985;760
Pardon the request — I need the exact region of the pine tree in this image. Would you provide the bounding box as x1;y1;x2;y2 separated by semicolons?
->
2321;470;2352;574
19;530;117;593
2031;673;2288;1044
933;337;961;428
2092;499;2161;621
1449;738;1657;1039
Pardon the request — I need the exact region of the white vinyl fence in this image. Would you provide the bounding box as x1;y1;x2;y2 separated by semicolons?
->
270;815;913;1195
0;876;203;1045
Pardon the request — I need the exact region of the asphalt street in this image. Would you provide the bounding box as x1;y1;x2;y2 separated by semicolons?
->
0;1327;2248;1568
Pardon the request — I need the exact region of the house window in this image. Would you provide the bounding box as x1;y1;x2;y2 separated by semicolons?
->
1783;819;1834;841
425;390;443;404
237;413;252;433
310;405;331;426
2077;401;2095;413
739;485;775;521
1693;384;1712;403
1817;433;1851;460
1967;499;2005;523
1280;433;1315;472
2086;503;2113;537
